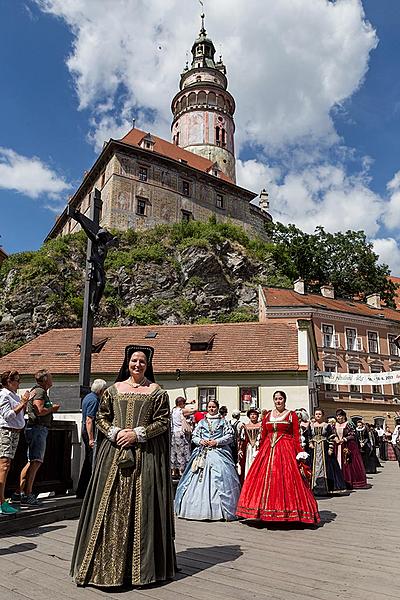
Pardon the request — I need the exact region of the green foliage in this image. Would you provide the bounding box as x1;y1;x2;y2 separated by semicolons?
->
268;222;398;307
195;316;214;324
177;298;196;318
124;301;161;325
0;340;25;358
187;276;204;288
217;308;258;323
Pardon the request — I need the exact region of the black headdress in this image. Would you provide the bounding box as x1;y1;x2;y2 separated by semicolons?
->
115;344;155;383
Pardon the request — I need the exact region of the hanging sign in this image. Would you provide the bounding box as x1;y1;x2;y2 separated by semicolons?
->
315;370;400;386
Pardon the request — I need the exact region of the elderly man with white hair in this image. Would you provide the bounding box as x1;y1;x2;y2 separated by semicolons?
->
76;379;107;498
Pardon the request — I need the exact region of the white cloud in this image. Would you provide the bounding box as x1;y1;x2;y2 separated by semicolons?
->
372;238;400;276
383;171;400;230
0;147;70;200
35;0;377;152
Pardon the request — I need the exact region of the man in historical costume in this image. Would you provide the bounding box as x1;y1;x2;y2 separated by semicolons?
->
71;345;176;588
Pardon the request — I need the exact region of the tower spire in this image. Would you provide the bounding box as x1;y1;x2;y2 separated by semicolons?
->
170;14;237;182
200;12;206;36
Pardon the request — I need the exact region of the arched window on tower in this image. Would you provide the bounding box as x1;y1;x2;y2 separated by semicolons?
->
215;126;220;146
217;95;225;109
221;128;226;147
208;92;216;106
181;96;187;109
173;132;180;146
188;92;196;106
198;91;206;105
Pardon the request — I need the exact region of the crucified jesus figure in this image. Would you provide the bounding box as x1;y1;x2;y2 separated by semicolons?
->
67;207;118;313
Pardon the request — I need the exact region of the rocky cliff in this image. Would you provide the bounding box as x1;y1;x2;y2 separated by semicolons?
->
0;219;289;356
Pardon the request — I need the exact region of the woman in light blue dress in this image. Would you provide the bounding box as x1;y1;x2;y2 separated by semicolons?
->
175;400;240;521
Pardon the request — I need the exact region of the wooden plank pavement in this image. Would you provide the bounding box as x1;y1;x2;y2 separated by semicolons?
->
0;461;399;600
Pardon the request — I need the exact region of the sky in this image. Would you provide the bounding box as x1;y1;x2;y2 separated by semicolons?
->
1;0;400;274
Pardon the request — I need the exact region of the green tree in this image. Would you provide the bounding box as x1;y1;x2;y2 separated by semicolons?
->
267;222;398;307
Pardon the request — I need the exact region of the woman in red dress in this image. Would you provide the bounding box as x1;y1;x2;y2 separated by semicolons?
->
236;391;320;524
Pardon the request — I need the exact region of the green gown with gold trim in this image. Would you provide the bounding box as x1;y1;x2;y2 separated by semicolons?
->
70;385;176;587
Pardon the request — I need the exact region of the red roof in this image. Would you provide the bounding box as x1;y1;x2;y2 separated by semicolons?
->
120;128;234;184
0;322;303;377
263;287;400;322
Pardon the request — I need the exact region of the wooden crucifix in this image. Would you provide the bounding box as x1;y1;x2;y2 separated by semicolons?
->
67;189;118;397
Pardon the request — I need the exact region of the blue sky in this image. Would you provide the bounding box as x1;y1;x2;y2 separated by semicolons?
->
1;0;399;274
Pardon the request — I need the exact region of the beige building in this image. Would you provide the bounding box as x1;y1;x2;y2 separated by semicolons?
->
45;17;271;242
259;282;400;427
0;321;318;417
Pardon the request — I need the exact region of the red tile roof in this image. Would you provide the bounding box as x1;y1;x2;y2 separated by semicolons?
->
263;287;400;322
0;322;303;377
120;128;234;184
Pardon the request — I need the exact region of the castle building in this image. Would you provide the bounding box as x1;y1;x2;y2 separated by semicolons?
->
46;16;271;242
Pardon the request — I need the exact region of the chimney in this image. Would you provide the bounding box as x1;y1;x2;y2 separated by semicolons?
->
259;189;269;213
366;293;381;309
320;284;335;299
294;278;305;295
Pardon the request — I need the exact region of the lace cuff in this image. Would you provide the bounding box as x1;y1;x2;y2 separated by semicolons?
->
107;426;121;442
134;426;147;443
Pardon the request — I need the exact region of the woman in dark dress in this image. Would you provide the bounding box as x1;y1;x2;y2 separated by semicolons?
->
355;421;377;474
71;345;176;588
308;408;347;496
333;409;367;489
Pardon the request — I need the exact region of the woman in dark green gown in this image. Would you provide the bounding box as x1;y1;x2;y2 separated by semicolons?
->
71;345;176;587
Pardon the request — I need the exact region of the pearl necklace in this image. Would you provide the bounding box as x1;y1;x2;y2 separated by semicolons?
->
126;376;147;389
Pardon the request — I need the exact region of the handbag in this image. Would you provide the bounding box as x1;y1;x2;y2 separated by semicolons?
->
117;447;136;469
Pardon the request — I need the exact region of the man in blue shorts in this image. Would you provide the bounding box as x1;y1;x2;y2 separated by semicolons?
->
14;369;60;506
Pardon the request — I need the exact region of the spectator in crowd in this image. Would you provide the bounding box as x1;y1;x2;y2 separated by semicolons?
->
0;371;31;514
392;418;400;466
171;396;197;479
219;405;228;419
229;409;242;466
75;379;107;498
13;369;59;506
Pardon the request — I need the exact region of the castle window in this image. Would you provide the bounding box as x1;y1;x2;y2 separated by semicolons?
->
139;166;148;182
221;128;226;147
174;132;180;146
198;387;216;411
182;180;190;196
216;126;220;146
136;198;146;216
216;194;224;209
181;210;193;223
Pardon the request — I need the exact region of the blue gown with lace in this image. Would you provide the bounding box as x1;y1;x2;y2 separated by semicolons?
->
174;415;240;521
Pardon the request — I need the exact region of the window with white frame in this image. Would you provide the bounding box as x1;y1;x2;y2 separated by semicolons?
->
348;363;361;393
388;334;400;357
367;331;379;354
392;366;400;396
239;387;259;412
198;387;217;411
346;328;357;351
370;365;383;395
324;363;337;391
322;324;338;348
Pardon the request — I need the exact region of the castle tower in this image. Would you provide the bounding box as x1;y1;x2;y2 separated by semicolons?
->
171;14;236;182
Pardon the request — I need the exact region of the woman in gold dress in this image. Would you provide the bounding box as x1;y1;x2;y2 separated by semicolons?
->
71;345;176;588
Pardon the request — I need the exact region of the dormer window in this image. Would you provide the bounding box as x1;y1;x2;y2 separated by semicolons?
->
139;133;155;152
189;333;215;352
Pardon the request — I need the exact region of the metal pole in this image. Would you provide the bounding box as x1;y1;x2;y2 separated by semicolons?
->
79;188;102;398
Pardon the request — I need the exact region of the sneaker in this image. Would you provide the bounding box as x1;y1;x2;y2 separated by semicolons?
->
21;493;42;507
0;501;20;514
10;492;21;502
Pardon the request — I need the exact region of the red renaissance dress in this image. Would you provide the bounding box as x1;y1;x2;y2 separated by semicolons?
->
236;410;320;524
